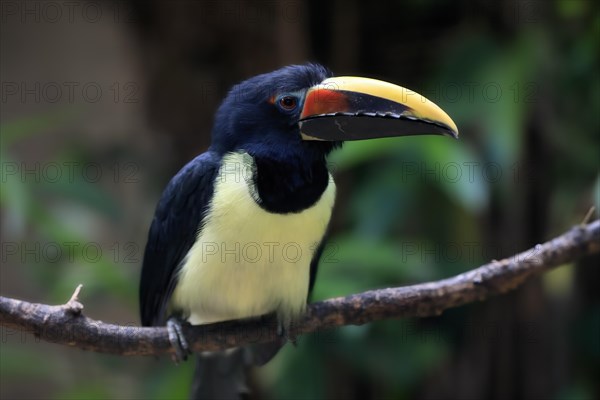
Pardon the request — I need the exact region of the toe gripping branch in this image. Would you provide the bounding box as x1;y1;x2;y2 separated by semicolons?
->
167;316;191;363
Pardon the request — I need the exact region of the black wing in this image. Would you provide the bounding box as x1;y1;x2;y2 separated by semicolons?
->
139;151;221;326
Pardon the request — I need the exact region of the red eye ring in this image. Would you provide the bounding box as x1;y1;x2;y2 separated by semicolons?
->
278;96;298;111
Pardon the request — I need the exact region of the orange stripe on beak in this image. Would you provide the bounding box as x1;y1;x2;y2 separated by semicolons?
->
300;89;349;119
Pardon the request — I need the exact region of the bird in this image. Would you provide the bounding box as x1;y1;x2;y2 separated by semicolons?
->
139;63;458;399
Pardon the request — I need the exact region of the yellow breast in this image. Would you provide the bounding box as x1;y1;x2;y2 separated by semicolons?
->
171;152;336;325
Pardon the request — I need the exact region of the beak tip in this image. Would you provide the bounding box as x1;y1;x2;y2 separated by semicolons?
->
441;119;459;139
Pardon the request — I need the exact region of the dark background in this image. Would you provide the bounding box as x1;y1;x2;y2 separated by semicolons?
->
1;0;598;399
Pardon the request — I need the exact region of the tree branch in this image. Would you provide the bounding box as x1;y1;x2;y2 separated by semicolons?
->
1;220;598;357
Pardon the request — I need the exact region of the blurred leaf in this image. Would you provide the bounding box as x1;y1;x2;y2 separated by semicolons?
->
542;263;574;297
333;135;488;213
312;234;440;301
264;342;327;400
0;346;53;378
329;137;413;170
557;382;595;400
39;177;121;221
1;114;132;304
0;154;30;237
55;384;112;400
148;361;194;400
0;111;73;146
420;137;489;213
557;0;588;19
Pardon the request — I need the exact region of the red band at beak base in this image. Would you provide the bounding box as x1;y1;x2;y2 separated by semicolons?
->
300;89;349;119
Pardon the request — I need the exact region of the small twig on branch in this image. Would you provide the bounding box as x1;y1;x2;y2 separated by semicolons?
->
1;220;598;357
62;284;84;315
581;206;595;225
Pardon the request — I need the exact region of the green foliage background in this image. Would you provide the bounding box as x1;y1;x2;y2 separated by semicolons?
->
1;0;598;399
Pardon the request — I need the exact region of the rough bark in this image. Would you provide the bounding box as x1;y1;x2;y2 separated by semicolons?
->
1;220;598;357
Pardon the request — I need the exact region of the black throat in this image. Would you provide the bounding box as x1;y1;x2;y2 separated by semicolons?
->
250;156;330;214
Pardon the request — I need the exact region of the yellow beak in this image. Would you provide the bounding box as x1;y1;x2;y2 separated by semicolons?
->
299;76;458;141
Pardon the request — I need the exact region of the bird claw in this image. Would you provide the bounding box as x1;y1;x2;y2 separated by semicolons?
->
167;317;191;364
276;319;297;346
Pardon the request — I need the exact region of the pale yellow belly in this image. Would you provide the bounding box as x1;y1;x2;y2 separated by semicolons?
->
171;152;336;325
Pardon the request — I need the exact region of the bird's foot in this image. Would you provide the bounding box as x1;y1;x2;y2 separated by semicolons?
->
277;318;298;347
167;316;191;364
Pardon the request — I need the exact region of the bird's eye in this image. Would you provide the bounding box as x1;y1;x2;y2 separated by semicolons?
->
278;95;298;111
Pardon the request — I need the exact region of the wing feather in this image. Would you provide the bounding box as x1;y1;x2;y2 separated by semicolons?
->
139;151;221;326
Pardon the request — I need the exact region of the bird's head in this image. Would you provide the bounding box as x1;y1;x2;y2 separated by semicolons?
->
210;63;458;162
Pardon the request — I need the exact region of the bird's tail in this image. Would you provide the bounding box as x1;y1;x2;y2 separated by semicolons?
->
191;349;248;400
190;342;282;400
